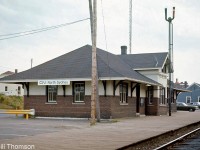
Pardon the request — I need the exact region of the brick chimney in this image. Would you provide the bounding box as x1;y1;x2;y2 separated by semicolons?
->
15;69;18;74
121;46;127;55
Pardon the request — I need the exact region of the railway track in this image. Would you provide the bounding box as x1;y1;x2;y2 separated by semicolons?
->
154;127;200;150
118;121;200;150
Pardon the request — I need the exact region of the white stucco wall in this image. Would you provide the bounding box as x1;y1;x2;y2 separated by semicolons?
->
25;80;151;98
28;82;45;95
140;84;147;97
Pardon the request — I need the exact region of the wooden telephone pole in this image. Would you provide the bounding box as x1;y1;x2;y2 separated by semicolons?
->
89;0;99;125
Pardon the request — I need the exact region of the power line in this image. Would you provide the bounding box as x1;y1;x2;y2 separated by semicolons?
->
100;0;108;51
129;0;132;54
0;18;90;41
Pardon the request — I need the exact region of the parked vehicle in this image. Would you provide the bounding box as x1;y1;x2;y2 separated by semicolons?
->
190;102;200;109
177;102;198;112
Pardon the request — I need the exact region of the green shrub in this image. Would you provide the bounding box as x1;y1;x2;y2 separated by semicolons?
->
0;94;24;109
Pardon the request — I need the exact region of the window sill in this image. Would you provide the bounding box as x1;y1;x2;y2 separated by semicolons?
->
120;103;128;106
72;102;85;105
159;104;167;106
45;102;57;104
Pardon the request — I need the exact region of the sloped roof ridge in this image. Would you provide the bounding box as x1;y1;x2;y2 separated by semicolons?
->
0;71;14;75
96;49;126;78
117;52;168;56
187;82;200;89
96;47;160;85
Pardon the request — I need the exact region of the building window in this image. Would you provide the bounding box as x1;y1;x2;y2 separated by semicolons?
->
18;86;21;95
119;83;128;104
147;86;153;104
198;96;200;102
47;85;57;102
186;96;191;104
5;86;8;91
74;82;85;103
160;87;165;105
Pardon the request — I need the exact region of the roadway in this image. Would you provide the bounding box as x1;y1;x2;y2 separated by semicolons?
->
0;110;200;149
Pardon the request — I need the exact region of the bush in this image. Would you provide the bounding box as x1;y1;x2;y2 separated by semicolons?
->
0;94;24;109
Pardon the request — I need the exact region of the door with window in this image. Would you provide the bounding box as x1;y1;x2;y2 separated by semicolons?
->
136;84;140;113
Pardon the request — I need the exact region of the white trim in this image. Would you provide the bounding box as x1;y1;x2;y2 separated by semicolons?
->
120;103;128;106
186;96;191;103
0;78;92;83
0;77;160;86
45;102;57;105
161;54;169;69
72;102;85;105
134;68;160;71
186;82;200;90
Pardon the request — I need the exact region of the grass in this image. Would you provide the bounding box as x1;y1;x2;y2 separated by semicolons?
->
0;103;13;109
0;94;24;109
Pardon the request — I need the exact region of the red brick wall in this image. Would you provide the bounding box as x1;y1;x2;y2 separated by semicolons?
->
158;106;168;115
24;95;138;119
24;95;173;118
145;98;159;115
24;96;92;118
24;95;113;119
110;96;136;118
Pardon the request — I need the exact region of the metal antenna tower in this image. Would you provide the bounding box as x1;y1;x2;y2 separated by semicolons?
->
165;7;175;116
129;0;132;54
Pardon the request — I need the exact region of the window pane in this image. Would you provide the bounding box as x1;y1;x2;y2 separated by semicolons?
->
74;83;85;102
48;85;57;102
186;96;191;103
119;84;128;104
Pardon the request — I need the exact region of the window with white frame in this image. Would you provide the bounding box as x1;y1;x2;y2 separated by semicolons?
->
119;83;128;104
74;82;85;102
198;96;200;102
160;87;165;105
47;85;57;102
186;96;191;104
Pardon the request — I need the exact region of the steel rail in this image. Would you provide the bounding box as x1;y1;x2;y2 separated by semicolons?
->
154;127;200;150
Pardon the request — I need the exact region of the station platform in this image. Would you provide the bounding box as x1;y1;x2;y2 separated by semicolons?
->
0;110;200;150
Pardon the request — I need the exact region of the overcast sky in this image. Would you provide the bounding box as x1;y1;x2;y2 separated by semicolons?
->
0;0;200;85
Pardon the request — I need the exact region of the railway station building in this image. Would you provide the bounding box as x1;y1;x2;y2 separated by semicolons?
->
0;45;184;119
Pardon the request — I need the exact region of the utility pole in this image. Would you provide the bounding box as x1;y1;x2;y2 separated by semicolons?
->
165;7;175;116
31;58;33;68
129;0;132;54
89;0;99;125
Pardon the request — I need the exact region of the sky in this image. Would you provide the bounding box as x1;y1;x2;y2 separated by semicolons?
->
0;0;200;85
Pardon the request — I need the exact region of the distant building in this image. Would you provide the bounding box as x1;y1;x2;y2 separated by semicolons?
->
174;78;189;89
0;70;24;96
177;82;200;103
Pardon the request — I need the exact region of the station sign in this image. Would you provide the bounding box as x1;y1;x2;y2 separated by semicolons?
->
38;80;70;85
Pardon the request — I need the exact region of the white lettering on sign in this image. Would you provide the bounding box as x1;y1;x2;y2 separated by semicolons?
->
38;80;70;85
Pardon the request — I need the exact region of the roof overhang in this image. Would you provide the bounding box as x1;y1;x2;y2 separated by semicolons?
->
134;68;161;71
173;87;191;92
0;77;161;86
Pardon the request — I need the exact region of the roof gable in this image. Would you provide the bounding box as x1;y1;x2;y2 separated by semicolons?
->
119;52;168;69
187;83;200;91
